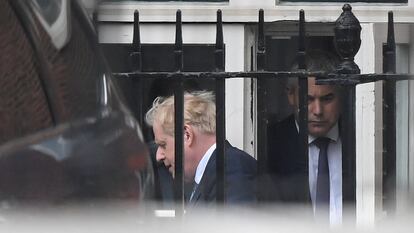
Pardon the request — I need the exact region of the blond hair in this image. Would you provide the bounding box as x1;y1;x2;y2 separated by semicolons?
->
145;91;216;136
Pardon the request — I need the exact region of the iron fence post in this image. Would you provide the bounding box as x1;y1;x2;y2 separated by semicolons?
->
334;3;361;221
215;9;226;204
256;9;268;177
129;10;145;128
383;11;397;216
297;10;309;185
173;9;185;218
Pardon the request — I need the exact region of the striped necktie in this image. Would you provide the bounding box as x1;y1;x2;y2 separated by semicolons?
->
189;181;199;203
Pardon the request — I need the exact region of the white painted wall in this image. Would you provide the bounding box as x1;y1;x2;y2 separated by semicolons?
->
395;45;410;213
96;1;414;23
222;25;248;150
243;25;256;157
355;23;378;227
409;25;414;201
354;21;413;225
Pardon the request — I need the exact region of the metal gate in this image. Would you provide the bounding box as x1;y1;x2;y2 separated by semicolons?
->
103;3;413;217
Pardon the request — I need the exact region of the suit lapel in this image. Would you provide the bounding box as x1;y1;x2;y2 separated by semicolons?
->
189;143;230;204
287;116;311;203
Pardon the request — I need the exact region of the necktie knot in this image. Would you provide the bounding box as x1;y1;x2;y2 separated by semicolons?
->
313;137;330;150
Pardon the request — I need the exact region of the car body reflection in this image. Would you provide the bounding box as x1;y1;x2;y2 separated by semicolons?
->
0;0;153;206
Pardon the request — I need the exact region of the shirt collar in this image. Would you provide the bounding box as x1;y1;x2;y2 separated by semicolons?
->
194;143;216;184
294;120;339;144
308;123;339;144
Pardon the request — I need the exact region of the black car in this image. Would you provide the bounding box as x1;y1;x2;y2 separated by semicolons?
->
0;0;153;204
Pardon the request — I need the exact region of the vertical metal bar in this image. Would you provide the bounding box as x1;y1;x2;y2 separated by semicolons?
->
215;10;225;72
333;5;360;219
383;11;397;215
175;10;183;72
297;10;309;180
174;9;184;217
385;11;396;73
129;10;145;129
256;9;268;177
130;10;142;72
341;82;357;208
257;9;266;71
215;9;226;204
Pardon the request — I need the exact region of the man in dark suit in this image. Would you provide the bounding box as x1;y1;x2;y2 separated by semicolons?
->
188;140;257;206
145;91;257;206
266;50;351;224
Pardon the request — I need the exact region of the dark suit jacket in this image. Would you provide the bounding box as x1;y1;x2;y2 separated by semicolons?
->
189;141;257;206
262;114;354;205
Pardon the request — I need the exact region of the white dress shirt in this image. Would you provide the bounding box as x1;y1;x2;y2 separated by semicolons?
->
296;122;342;225
194;143;217;185
309;124;342;225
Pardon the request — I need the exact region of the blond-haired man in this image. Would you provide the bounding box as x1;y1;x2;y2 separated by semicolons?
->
146;91;256;205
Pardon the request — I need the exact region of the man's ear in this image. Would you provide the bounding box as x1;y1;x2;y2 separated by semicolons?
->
183;124;194;146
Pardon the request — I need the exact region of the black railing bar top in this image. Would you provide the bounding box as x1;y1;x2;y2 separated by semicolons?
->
113;72;414;83
320;73;414;85
113;71;331;79
112;72;414;86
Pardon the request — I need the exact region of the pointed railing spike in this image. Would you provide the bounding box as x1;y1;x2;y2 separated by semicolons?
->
174;10;183;72
130;10;142;72
257;9;266;71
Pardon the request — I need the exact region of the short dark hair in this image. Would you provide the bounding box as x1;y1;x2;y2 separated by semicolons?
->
287;50;340;89
290;49;340;72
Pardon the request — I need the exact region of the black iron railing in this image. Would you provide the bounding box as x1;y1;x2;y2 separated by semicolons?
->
108;3;414;217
